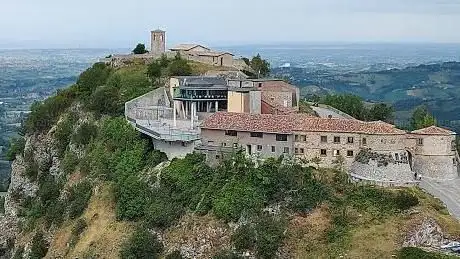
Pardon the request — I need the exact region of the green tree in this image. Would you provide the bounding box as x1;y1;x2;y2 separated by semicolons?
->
76;63;112;98
410;106;436;130
168;58;192;76
368;103;394;123
321;94;366;120
120;227;163;259
30;231;49;259
250;54;271;78
147;61;163;84
132;43;148;54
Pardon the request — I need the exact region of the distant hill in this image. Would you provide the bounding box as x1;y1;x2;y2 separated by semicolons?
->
273;62;460;129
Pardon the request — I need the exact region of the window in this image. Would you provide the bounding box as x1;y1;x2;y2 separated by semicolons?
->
271;146;276;153
233;143;238;149
295;148;299;154
454;158;456;165
257;145;263;151
321;136;328;143
251;132;263;138
347;137;354;144
225;130;237;136
417;138;424;146
216;155;220;159
320;149;327;156
300;148;305;154
208;140;214;145
395;153;400;161
333;150;340;156
347;150;354;157
283;147;290;154
362;138;367;145
299;135;306;142
276;134;288;141
334;136;341;144
222;142;227;147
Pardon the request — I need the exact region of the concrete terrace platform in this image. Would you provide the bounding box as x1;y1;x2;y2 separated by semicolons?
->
134;119;201;142
420;178;460;220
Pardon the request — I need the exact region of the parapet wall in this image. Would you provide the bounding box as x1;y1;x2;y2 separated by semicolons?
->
413;155;458;180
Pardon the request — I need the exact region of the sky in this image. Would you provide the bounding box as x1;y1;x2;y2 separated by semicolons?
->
0;0;459;49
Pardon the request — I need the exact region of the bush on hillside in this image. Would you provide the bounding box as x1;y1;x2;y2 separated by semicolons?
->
5;137;26;161
54;113;77;158
29;231;49;259
87;85;122;117
254;216;286;259
168;57;192;76
115;175;150;220
12;245;24;259
397;247;455;259
0;197;5;214
213;180;264;222
146;192;183;229
232;224;256;251
70;218;87;247
72;121;98;146
165;250;183;259
61;150;79;176
25;86;78;133
67;181;93;219
213;251;244;259
120;227;163;259
76;63;112;98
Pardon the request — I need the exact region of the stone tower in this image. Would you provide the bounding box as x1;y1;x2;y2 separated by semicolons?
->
151;29;166;55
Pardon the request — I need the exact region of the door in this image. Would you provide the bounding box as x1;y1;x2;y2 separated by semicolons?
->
247;145;252;155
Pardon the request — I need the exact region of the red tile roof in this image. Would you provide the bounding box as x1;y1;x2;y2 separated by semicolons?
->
411;126;456;135
261;96;297;115
201;112;407;135
259;81;297;93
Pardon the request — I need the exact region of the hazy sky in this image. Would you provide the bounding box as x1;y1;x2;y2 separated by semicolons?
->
1;0;459;48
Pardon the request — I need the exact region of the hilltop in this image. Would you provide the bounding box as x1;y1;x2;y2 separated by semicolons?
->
274;62;460;129
0;57;459;259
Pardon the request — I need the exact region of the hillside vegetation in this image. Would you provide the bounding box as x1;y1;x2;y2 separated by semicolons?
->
2;58;460;259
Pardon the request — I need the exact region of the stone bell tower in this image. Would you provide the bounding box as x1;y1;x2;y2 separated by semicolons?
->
150;29;166;55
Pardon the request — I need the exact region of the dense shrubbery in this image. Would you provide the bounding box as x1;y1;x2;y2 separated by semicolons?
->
77;63;112;98
70;218;87;247
54;112;78;158
397;247;457;259
0;196;4;214
320;94;394;122
72;122;98;146
67;181;93;219
120;227;163;259
5;137;26;161
29;231;49;259
25;86;78;133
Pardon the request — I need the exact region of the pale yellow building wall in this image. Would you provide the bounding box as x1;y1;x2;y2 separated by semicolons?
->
228;91;247;113
364;134;407;152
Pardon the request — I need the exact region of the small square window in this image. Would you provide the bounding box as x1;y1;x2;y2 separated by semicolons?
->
300;148;304;154
333;150;340;156
251;132;263;138
417;138;424;146
257;145;262;151
295;148;299;154
321;136;328;143
362;138;367;145
283;147;290;154
276;134;288;142
320;149;327;156
208;140;214;144
233;143;238;148
334;136;341;144
225;130;237;136
347;137;354;144
216;155;220;159
395;153;399;160
295;135;299;142
271;146;276;153
222;142;227;147
297;135;306;142
347;150;354;157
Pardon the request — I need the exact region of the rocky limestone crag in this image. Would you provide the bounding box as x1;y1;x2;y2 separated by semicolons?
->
0;132;60;258
404;217;459;249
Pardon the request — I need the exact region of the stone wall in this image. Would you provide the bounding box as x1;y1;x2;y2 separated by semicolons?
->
152;138;199;159
413;155;458;180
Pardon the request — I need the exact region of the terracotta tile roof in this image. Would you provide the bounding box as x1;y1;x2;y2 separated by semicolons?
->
170;44;210;51
411;126;456;135
201;112;407;135
201;112;299;134
259;81;298;93
261;96;297;115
